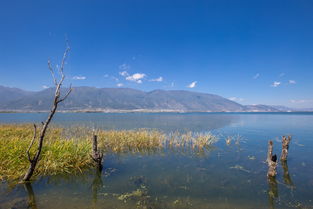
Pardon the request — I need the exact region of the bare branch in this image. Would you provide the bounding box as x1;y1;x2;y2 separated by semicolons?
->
48;60;57;86
26;124;37;163
58;85;72;103
58;45;70;83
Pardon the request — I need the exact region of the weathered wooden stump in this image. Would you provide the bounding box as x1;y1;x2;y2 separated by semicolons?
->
91;134;103;171
280;136;291;161
267;140;277;177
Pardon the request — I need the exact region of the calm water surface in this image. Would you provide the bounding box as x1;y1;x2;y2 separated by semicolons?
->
0;112;313;209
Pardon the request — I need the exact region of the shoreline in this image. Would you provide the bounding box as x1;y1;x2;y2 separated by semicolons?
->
0;109;313;113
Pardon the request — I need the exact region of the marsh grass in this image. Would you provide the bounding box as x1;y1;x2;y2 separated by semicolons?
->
0;124;217;181
0;124;92;182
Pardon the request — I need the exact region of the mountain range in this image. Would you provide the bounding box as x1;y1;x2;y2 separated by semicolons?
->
0;85;309;112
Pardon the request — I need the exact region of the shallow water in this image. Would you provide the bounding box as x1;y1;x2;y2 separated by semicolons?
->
1;112;313;209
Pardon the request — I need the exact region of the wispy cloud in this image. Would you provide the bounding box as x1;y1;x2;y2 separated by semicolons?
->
73;76;86;80
271;81;281;87
279;73;285;77
117;83;124;87
228;97;244;102
119;71;129;77
187;81;197;88
104;74;109;78
253;73;260;79
290;99;308;104
42;85;49;89
112;76;119;82
119;64;130;71
126;73;146;84
150;76;163;82
288;80;296;84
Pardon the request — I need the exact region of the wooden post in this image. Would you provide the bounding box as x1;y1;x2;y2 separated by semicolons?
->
91;134;103;171
280;136;291;161
267;140;277;177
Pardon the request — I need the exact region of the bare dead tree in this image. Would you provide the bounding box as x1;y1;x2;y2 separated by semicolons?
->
280;135;291;161
267;140;278;177
22;44;72;182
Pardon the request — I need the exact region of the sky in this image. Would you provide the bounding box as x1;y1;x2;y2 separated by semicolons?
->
0;0;313;108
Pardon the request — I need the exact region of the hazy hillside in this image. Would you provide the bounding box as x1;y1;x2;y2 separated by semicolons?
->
1;86;307;112
0;86;246;112
0;86;32;106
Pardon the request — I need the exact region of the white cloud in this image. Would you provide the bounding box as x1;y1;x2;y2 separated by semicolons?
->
228;97;244;102
119;64;130;70
119;71;129;77
73;76;86;80
104;74;109;78
117;83;124;87
126;73;146;84
253;73;260;79
271;81;281;87
187;81;197;88
42;85;49;89
279;73;285;77
150;76;163;82
288;80;296;84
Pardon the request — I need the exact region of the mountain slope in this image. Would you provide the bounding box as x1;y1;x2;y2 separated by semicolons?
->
0;85;33;106
0;86;245;112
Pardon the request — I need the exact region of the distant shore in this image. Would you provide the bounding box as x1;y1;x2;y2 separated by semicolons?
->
0;109;312;113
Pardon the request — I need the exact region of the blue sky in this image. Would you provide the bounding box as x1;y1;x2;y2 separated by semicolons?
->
0;0;313;108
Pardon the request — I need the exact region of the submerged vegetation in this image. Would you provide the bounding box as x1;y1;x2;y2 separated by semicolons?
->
0;124;217;181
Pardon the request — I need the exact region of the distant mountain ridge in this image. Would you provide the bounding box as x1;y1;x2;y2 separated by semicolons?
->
0;85;308;112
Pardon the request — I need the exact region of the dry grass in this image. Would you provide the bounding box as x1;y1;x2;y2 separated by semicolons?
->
0;124;217;181
0;124;92;182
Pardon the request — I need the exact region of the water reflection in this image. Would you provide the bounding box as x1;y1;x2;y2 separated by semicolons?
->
91;169;103;208
0;152;309;209
0;113;239;132
24;183;37;209
267;176;278;209
281;161;294;187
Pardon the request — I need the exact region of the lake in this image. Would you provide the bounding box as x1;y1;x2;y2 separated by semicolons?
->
0;112;313;209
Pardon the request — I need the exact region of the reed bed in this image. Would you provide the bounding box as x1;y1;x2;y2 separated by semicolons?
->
0;124;217;181
0;124;92;181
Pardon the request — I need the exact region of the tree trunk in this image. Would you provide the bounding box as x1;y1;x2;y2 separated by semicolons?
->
281;136;291;161
267;140;277;177
22;44;72;182
91;134;103;171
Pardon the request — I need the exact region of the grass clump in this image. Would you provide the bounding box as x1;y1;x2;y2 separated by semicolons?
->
97;129;165;153
0;124;217;181
0;124;92;181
